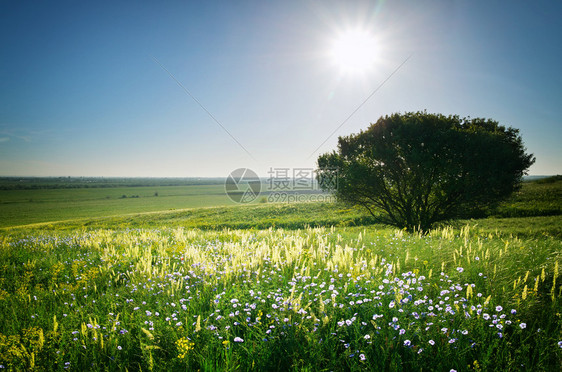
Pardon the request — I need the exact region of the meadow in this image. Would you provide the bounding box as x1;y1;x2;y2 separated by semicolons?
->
0;183;233;228
0;178;331;228
0;178;560;371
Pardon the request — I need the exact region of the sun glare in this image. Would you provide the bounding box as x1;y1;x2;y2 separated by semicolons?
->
330;28;379;75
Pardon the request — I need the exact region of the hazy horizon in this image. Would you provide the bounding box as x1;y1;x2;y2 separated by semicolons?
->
2;0;561;178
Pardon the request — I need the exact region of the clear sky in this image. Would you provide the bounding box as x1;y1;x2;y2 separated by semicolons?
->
1;0;560;177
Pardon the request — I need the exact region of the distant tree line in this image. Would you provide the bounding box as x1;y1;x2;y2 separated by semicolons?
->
0;177;226;190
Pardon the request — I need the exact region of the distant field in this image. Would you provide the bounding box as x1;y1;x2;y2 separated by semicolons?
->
1;177;560;239
0;184;235;227
1;176;560;229
0;181;332;228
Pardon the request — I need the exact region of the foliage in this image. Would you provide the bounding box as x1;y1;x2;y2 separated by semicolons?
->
317;111;535;231
0;225;560;371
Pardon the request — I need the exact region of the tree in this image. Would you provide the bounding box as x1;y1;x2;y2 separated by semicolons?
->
317;111;535;232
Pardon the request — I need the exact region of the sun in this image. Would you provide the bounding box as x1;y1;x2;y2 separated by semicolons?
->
329;28;379;75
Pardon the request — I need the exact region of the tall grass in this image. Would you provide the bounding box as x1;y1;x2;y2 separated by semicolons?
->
0;225;560;370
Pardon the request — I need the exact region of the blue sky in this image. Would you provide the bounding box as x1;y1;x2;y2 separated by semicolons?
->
1;0;560;177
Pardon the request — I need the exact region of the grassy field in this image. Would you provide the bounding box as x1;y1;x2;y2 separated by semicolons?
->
1;177;561;230
0;180;332;228
494;176;562;218
0;178;560;370
0;184;235;227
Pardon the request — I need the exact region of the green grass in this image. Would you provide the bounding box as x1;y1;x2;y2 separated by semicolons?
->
0;177;560;370
2;178;560;240
2;178;560;233
2;177;560;230
0;183;334;228
4;201;561;240
0;225;560;371
493;178;562;218
0;185;237;227
0;203;375;232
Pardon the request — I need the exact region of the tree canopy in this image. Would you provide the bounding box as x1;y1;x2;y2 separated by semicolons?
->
317;111;535;232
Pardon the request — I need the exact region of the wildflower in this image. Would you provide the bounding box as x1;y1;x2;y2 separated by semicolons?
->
364;334;371;340
558;341;562;348
176;337;194;358
456;267;464;273
234;337;244;342
519;323;526;329
404;340;411;346
117;346;122;350
359;354;366;361
429;340;435;345
495;305;503;312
